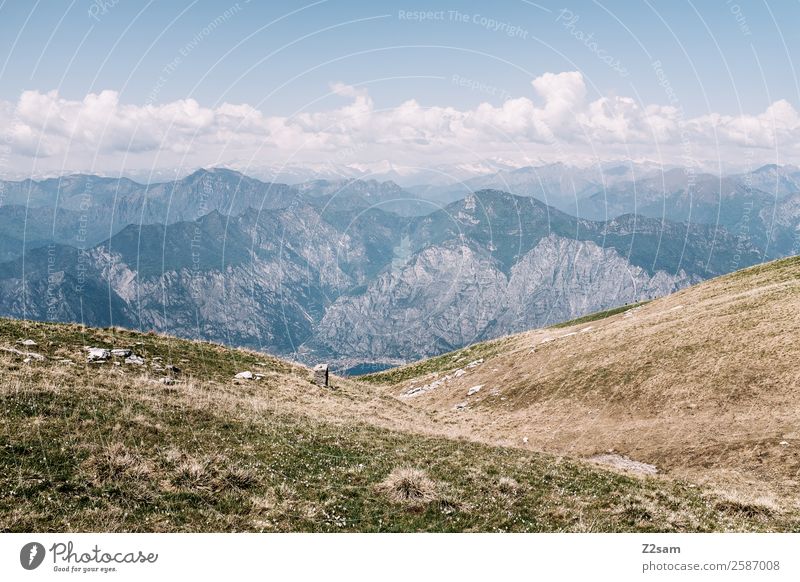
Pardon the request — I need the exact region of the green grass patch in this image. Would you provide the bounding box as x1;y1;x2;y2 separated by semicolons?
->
358;338;510;386
549;301;650;329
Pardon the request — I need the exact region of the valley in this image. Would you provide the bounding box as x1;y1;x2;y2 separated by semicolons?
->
1;255;799;531
2;164;794;372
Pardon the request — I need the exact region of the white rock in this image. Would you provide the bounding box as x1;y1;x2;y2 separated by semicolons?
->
452;368;465;378
465;358;484;369
19;339;37;346
159;377;175;385
522;437;529;444
780;441;789;446
1;347;45;360
23;357;31;363
467;384;483;396
454;402;467;410
85;347;111;362
235;371;254;380
111;348;132;357
125;355;145;365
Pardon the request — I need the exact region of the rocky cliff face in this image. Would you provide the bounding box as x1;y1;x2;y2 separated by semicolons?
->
306;234;696;363
0;184;767;369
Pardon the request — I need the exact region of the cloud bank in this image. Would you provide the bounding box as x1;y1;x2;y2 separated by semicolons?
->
2;71;799;177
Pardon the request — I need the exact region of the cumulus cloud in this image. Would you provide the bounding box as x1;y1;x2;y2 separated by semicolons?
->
1;71;799;174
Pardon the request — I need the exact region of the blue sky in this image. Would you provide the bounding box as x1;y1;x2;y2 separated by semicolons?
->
1;1;799;176
2;0;798;114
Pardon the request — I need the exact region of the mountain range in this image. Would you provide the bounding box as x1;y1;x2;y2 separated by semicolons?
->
1;164;797;371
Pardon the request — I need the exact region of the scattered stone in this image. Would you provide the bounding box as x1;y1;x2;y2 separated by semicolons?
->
454;402;467;410
780;441;789;446
110;348;132;357
113;362;121;367
18;339;37;347
403;367;471;398
58;359;74;365
125;355;145;365
85;347;111;362
235;371;254;380
588;454;657;475
165;364;181;375
522;437;529;444
465;358;483;369
313;363;329;387
23;357;32;363
467;385;483;396
159;377;175;385
1;346;46;361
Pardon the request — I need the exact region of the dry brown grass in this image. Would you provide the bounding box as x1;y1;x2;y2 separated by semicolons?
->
497;476;520;496
377;257;800;504
376;468;438;507
82;443;153;485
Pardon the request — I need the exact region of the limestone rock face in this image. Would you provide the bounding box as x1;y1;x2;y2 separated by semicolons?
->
307;234;696;363
0;188;765;368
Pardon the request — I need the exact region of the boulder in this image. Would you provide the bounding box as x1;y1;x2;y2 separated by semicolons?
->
125;355;145;365
235;371;254;380
111;348;132;357
84;347;111;362
19;339;37;347
313;364;329;387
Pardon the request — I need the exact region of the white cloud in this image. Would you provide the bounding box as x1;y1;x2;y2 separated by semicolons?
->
1;71;799;176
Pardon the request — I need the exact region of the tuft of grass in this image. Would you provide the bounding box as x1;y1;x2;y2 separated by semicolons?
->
82;443;153;485
377;468;438;508
497;476;520;496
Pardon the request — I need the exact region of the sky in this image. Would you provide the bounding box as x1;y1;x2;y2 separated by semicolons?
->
1;0;799;179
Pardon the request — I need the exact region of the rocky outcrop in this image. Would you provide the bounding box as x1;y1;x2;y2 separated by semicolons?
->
307;234;696;363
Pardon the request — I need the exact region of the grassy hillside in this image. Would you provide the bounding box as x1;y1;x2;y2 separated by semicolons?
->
1;318;796;532
369;256;800;514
